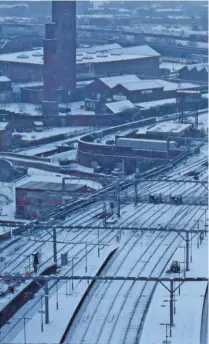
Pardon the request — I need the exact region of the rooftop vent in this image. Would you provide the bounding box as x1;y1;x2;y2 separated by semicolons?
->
17;54;29;59
97;53;108;57
32;52;43;57
110;52;121;56
83;55;94;60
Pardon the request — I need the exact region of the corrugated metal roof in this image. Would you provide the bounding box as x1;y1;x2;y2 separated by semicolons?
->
111;44;161;57
185;63;208;73
99;74;140;88
119;80;162;91
105;100;135;114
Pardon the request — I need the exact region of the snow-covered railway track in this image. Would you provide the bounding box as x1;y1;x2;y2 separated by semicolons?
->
63;203;195;343
0;202;107;274
65;203;204;344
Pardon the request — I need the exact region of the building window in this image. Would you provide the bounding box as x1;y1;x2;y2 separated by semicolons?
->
141;90;153;94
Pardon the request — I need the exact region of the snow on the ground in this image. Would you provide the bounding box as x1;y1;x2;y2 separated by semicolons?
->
19;126;91;142
3;236;118;344
140;235;208;344
51;149;77;162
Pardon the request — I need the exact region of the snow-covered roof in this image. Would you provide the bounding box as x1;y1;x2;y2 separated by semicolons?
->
0;76;10;82
105;100;135;114
118;80;162;91
155;79;200;91
99;74;140;89
77;43;122;53
160;61;186;72
17;181;86;192
136;98;177;109
180;63;208;73
0;45;159;65
111;44;161;57
0;122;8;130
146;122;192;134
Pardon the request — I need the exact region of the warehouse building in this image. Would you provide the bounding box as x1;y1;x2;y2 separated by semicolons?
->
116;138;178;151
0;44;160;83
136;122;193;139
16;181;92;219
178;63;208;83
85;75;201;105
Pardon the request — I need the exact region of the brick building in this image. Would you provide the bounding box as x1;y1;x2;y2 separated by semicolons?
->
16;181;91;219
85;76;201;104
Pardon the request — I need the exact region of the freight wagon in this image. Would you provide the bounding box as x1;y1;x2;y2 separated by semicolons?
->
116;138;177;151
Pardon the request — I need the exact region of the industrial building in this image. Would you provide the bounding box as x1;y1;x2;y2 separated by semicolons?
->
116;138;178;151
84;75;201;105
178;63;208;83
0;44;161;83
16;180;91;219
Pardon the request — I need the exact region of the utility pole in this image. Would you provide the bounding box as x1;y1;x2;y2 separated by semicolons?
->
170;280;174;328
53;226;57;264
45;281;49;324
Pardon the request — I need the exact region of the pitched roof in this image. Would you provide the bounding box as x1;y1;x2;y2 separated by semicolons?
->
111;44;161;57
105;100;135;114
99;74;140;88
0;76;11;82
184;63;208;73
117;80;162;91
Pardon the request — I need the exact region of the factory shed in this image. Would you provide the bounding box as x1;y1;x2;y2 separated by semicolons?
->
112;80;163;103
178;63;208;83
0;44;160;82
84;74;140;102
116;137;177;151
105;100;136;114
16;181;91;219
145;122;193;139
